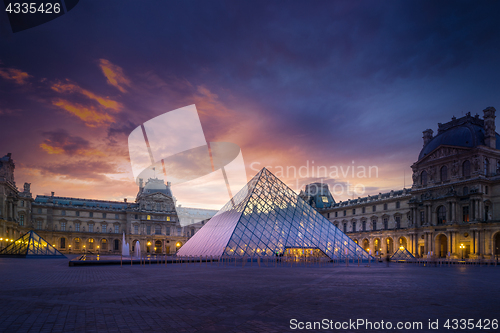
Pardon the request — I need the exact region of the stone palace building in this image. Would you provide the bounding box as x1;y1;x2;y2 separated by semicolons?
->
0;155;213;255
301;107;500;259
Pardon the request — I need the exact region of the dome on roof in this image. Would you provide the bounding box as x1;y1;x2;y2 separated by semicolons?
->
418;118;500;160
142;178;172;196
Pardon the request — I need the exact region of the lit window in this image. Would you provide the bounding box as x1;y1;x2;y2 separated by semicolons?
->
166;216;170;221
321;196;328;203
147;215;151;220
88;238;94;249
102;239;107;250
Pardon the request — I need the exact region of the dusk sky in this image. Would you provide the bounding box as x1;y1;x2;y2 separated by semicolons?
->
1;1;500;209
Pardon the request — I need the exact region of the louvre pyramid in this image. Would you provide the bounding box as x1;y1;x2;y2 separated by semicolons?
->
390;247;415;260
178;168;372;260
0;230;66;258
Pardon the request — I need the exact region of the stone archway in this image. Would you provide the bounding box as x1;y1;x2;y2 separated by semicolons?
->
155;240;162;253
494;232;500;257
363;239;370;252
385;237;394;255
398;236;407;249
436;234;448;258
373;238;381;255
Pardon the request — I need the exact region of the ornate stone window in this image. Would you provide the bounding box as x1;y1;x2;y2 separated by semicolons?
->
463;160;471;178
372;219;377;231
421;170;428;186
437;205;446;224
440;166;448;182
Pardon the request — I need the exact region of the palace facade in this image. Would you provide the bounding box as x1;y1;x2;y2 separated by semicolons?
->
303;107;500;259
0;155;210;255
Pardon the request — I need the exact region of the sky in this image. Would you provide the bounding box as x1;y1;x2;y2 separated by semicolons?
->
1;1;500;209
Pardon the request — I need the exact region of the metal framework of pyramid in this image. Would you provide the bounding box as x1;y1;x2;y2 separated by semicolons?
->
178;168;372;260
0;230;66;258
390;247;415;260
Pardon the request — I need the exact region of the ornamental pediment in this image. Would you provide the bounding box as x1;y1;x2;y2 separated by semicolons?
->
418;145;471;164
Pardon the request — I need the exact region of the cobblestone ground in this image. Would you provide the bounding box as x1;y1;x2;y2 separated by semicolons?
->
0;257;499;333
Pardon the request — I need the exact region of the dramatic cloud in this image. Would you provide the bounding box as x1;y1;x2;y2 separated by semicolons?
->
0;67;31;84
98;59;131;93
51;80;123;111
40;129;104;156
52;99;115;127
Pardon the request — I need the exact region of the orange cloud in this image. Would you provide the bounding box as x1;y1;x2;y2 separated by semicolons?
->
52;99;115;127
98;59;131;93
51;81;122;111
40;143;64;154
0;68;31;84
195;85;234;118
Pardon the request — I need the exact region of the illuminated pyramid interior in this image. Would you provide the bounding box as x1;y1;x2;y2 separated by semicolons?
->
178;168;372;260
0;230;66;258
390;247;415;260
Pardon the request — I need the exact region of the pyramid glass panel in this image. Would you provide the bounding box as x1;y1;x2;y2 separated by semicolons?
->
177;168;372;260
0;230;66;258
390;247;415;260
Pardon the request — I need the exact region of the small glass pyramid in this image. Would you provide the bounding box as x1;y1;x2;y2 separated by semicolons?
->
0;230;66;258
390;247;415;260
178;168;372;260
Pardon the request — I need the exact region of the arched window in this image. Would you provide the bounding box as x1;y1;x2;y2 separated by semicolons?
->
88;238;94;250
463;160;471;178
101;239;107;250
114;239;120;251
437;206;446;224
421;171;428;186
74;238;81;250
440;166;448;182
60;237;66;249
484;158;489;176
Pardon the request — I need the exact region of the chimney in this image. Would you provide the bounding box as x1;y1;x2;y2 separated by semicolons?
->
51;191;55;197
483;107;496;148
124;198;127;203
422;129;434;146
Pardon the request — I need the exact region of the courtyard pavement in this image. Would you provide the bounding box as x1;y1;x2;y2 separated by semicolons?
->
0;257;498;333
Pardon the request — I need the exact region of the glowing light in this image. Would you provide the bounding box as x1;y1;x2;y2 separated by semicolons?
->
176;242;181;247
147;241;151;246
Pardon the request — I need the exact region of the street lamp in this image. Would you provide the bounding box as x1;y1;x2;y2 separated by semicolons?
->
459;243;465;260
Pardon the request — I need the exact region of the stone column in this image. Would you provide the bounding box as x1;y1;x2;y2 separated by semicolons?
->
447;232;452;254
475;200;479;220
475;230;480;255
479;200;484;221
451;202;456;223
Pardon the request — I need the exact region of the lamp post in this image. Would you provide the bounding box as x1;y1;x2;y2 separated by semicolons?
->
459;243;465;260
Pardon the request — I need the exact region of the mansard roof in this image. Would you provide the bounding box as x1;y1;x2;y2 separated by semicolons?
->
418;113;500;160
34;195;129;210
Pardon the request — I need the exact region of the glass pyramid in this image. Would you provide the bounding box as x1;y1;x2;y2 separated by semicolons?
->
178;168;372;260
390;247;415;260
0;230;66;258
